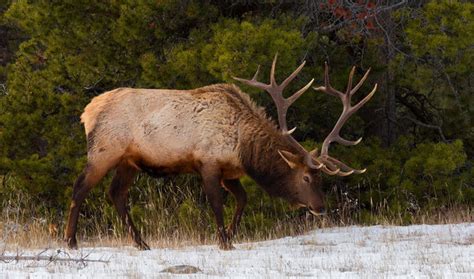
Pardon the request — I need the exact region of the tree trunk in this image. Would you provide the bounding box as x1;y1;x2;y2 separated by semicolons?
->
380;15;397;146
383;53;397;146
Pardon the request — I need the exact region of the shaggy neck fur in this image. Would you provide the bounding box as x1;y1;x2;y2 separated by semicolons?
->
216;86;297;199
207;83;301;200
238;122;300;199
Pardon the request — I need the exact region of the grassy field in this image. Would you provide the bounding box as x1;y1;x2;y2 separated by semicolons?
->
0;200;471;250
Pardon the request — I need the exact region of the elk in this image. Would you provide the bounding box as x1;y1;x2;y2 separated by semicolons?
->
65;55;376;250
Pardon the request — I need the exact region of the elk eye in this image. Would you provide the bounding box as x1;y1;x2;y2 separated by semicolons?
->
303;175;310;183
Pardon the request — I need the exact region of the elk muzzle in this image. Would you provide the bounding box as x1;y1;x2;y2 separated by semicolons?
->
308;205;326;216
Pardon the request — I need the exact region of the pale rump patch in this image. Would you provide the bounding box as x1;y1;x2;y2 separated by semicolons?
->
81;95;105;135
81;88;127;135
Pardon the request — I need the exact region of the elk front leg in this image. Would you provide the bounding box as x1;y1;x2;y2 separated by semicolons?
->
222;179;247;239
200;166;233;250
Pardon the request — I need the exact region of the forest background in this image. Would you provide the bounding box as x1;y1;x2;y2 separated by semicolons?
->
0;0;472;243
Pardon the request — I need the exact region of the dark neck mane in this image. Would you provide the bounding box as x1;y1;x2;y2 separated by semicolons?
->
238;121;299;199
204;83;300;199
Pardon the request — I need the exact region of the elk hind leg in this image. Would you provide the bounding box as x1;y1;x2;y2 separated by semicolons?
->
65;164;107;249
222;179;247;239
108;162;149;250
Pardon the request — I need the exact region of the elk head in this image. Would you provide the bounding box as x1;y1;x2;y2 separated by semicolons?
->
234;55;377;215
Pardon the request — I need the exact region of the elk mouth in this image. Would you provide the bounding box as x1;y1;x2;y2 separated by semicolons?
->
309;209;326;216
290;203;326;216
308;206;326;216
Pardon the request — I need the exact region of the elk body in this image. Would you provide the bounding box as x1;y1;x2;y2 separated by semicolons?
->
65;56;376;250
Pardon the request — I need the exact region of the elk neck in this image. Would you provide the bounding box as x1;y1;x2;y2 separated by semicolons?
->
237;118;300;199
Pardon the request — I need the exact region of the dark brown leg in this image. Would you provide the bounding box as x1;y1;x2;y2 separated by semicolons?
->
200;166;233;250
108;162;150;250
65;165;106;249
222;179;247;239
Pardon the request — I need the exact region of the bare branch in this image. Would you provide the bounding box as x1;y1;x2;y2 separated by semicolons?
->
0;248;110;268
401;116;447;142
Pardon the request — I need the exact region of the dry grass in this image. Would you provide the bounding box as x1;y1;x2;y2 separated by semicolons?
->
0;175;472;250
1;204;471;250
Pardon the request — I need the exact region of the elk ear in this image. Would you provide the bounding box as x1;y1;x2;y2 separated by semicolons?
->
278;150;301;169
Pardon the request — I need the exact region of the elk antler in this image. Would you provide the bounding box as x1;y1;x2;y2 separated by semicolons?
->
312;62;377;176
233;56;376;177
232;54;315;157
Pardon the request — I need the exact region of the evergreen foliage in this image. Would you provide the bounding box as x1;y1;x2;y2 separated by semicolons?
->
392;0;474;150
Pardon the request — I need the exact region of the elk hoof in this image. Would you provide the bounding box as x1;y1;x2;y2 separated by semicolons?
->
135;240;151;250
66;237;78;249
226;227;235;240
219;241;235;251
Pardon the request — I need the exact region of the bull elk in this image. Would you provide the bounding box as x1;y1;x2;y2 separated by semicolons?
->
65;55;376;250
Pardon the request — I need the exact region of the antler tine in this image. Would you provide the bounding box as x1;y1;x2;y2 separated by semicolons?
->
351;83;377;112
304;150;322;167
232;75;268;91
316;62;343;98
252;65;261;81
321;158;355;176
324;156;366;174
232;64;268;90
287;78;314;106
315;156;356;176
320;165;340;175
345;67;355;95
280;60;307;89
337;137;363;146
283;127;297;135
270;54;278;86
350;68;371;96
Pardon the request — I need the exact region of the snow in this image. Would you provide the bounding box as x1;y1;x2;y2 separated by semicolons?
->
1;223;473;278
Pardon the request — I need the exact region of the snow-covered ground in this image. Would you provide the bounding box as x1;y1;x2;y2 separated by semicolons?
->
1;223;472;278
